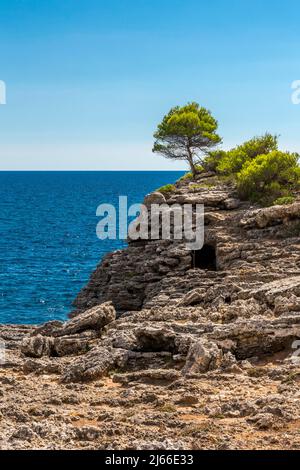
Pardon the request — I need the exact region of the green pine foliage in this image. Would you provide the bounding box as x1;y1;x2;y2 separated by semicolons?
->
203;134;299;204
236;151;300;203
208;133;278;175
153;102;222;176
152;102;299;206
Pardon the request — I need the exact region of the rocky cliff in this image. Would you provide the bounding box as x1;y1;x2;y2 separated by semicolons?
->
1;172;300;450
73;172;300;314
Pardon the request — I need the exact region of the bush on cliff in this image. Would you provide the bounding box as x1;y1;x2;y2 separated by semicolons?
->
179;165;204;181
236;151;300;203
273;195;296;206
203;133;299;204
157;183;175;194
203;149;227;172
204;133;278;174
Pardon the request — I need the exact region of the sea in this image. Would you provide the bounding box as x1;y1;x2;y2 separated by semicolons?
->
0;171;184;324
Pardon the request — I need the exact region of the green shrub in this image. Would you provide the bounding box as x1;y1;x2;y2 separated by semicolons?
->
216;148;248;174
157;183;175;193
247;367;267;378
216;133;278;175
203;150;227;171
179;172;193;181
204;133;278;174
236;151;300;203
194;164;204;173
273;196;295;206
203;133;299;205
235;133;278;159
179;164;204;181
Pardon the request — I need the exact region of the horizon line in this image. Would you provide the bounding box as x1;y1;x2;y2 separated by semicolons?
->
0;169;186;172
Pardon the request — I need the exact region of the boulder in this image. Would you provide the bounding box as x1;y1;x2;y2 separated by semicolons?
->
56;302;116;336
240;202;300;229
182;339;223;375
143;192;166;207
248;277;300;305
168;191;228;206
61;346;128;383
23;358;62;375
21;335;53;358
22;330;99;358
52;332;96;357
33;320;64;337
179;288;206;306
134;327;177;352
274;294;300;315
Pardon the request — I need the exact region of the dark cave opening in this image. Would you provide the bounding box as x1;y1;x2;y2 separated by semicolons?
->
192;244;217;271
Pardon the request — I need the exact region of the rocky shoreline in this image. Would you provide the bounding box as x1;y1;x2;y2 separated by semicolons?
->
1;172;300;450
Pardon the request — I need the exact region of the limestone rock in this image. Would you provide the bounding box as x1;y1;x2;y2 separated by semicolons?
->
248;277;300;305
33;320;64;337
57;302;116;335
143;192;166;207
274;294;300;315
223;198;240;210
21;334;53;358
10;425;38;441
52;332;96;357
247;413;277;430
179;288;206;306
113;368;181;384
134;327;177;352
3;172;300;450
182;339;223;374
23;358;62;375
240;202;300;229
61;347;129;383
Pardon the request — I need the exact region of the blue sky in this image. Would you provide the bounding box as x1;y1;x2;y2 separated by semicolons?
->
0;0;300;170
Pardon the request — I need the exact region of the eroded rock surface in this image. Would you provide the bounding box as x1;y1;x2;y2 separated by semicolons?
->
1;173;300;450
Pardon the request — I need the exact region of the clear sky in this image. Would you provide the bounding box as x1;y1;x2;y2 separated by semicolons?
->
0;0;300;170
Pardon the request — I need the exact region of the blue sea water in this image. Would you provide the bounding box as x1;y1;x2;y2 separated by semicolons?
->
0;171;184;324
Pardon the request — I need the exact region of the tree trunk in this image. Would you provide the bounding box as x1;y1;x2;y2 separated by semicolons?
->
187;146;196;177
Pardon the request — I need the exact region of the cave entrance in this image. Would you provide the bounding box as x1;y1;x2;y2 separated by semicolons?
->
192;244;217;271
